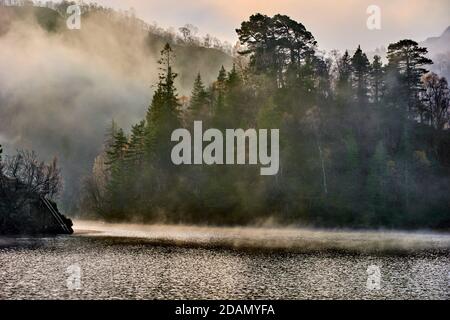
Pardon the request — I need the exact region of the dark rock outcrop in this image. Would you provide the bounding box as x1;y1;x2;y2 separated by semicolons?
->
0;177;73;235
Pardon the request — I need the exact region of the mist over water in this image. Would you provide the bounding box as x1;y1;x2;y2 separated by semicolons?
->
74;220;450;254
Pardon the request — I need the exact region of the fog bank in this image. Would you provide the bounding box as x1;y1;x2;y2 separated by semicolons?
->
0;8;232;209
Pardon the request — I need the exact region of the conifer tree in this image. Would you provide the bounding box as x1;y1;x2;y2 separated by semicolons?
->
226;64;241;88
224;64;246;125
216;65;227;99
145;43;181;166
371;55;384;104
126;120;146;166
105;128;129;217
106;128;128;167
351;45;371;104
189;73;208;119
387;39;432;116
213;65;228;127
336;50;353;105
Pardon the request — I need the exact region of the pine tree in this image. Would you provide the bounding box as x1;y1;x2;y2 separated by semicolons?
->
236;14;316;84
189;73;208;119
216;65;227;96
386;40;433;214
226;64;241;88
387;39;433;116
126;120;146;166
123;120;146;210
336;51;353;106
145;43;181;166
212;65;228;126
371;55;383;104
104;128;129;218
106;128;128;167
351;45;371;104
105;128;129;187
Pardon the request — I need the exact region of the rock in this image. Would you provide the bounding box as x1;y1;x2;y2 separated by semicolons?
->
0;177;73;235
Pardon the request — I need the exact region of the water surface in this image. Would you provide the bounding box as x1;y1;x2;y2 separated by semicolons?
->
0;222;449;300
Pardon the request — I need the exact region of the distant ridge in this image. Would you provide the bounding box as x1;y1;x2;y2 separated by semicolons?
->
421;25;450;55
420;26;450;80
0;5;234;88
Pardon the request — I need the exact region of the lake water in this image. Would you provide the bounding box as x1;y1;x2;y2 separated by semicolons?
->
0;221;449;300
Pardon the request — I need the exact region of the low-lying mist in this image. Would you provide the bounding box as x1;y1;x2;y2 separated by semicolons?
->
74;220;450;254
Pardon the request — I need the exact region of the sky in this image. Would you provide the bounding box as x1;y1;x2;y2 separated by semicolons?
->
84;0;450;52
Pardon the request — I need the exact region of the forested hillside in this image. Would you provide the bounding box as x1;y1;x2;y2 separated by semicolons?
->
0;2;233;209
0;3;448;229
81;14;450;229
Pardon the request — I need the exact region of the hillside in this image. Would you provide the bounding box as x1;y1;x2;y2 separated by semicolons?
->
0;5;233;210
421;26;450;56
0;5;63;33
0;5;234;87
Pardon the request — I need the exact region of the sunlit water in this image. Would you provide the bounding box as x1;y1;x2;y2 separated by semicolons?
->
0;221;449;300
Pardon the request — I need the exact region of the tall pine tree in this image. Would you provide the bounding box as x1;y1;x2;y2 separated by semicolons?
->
351;45;371;104
387;39;432;117
370;55;384;104
145;43;181;167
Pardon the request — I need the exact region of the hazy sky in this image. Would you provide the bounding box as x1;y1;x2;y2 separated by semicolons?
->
85;0;450;52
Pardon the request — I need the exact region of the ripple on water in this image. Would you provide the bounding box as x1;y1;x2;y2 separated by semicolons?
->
0;236;449;300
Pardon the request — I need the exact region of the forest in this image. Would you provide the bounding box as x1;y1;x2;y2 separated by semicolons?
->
75;14;450;229
0;5;448;229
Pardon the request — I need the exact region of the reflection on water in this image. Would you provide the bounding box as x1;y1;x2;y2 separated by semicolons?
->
0;222;449;300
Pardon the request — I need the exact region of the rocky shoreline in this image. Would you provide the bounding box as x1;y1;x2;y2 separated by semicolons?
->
0;177;73;235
